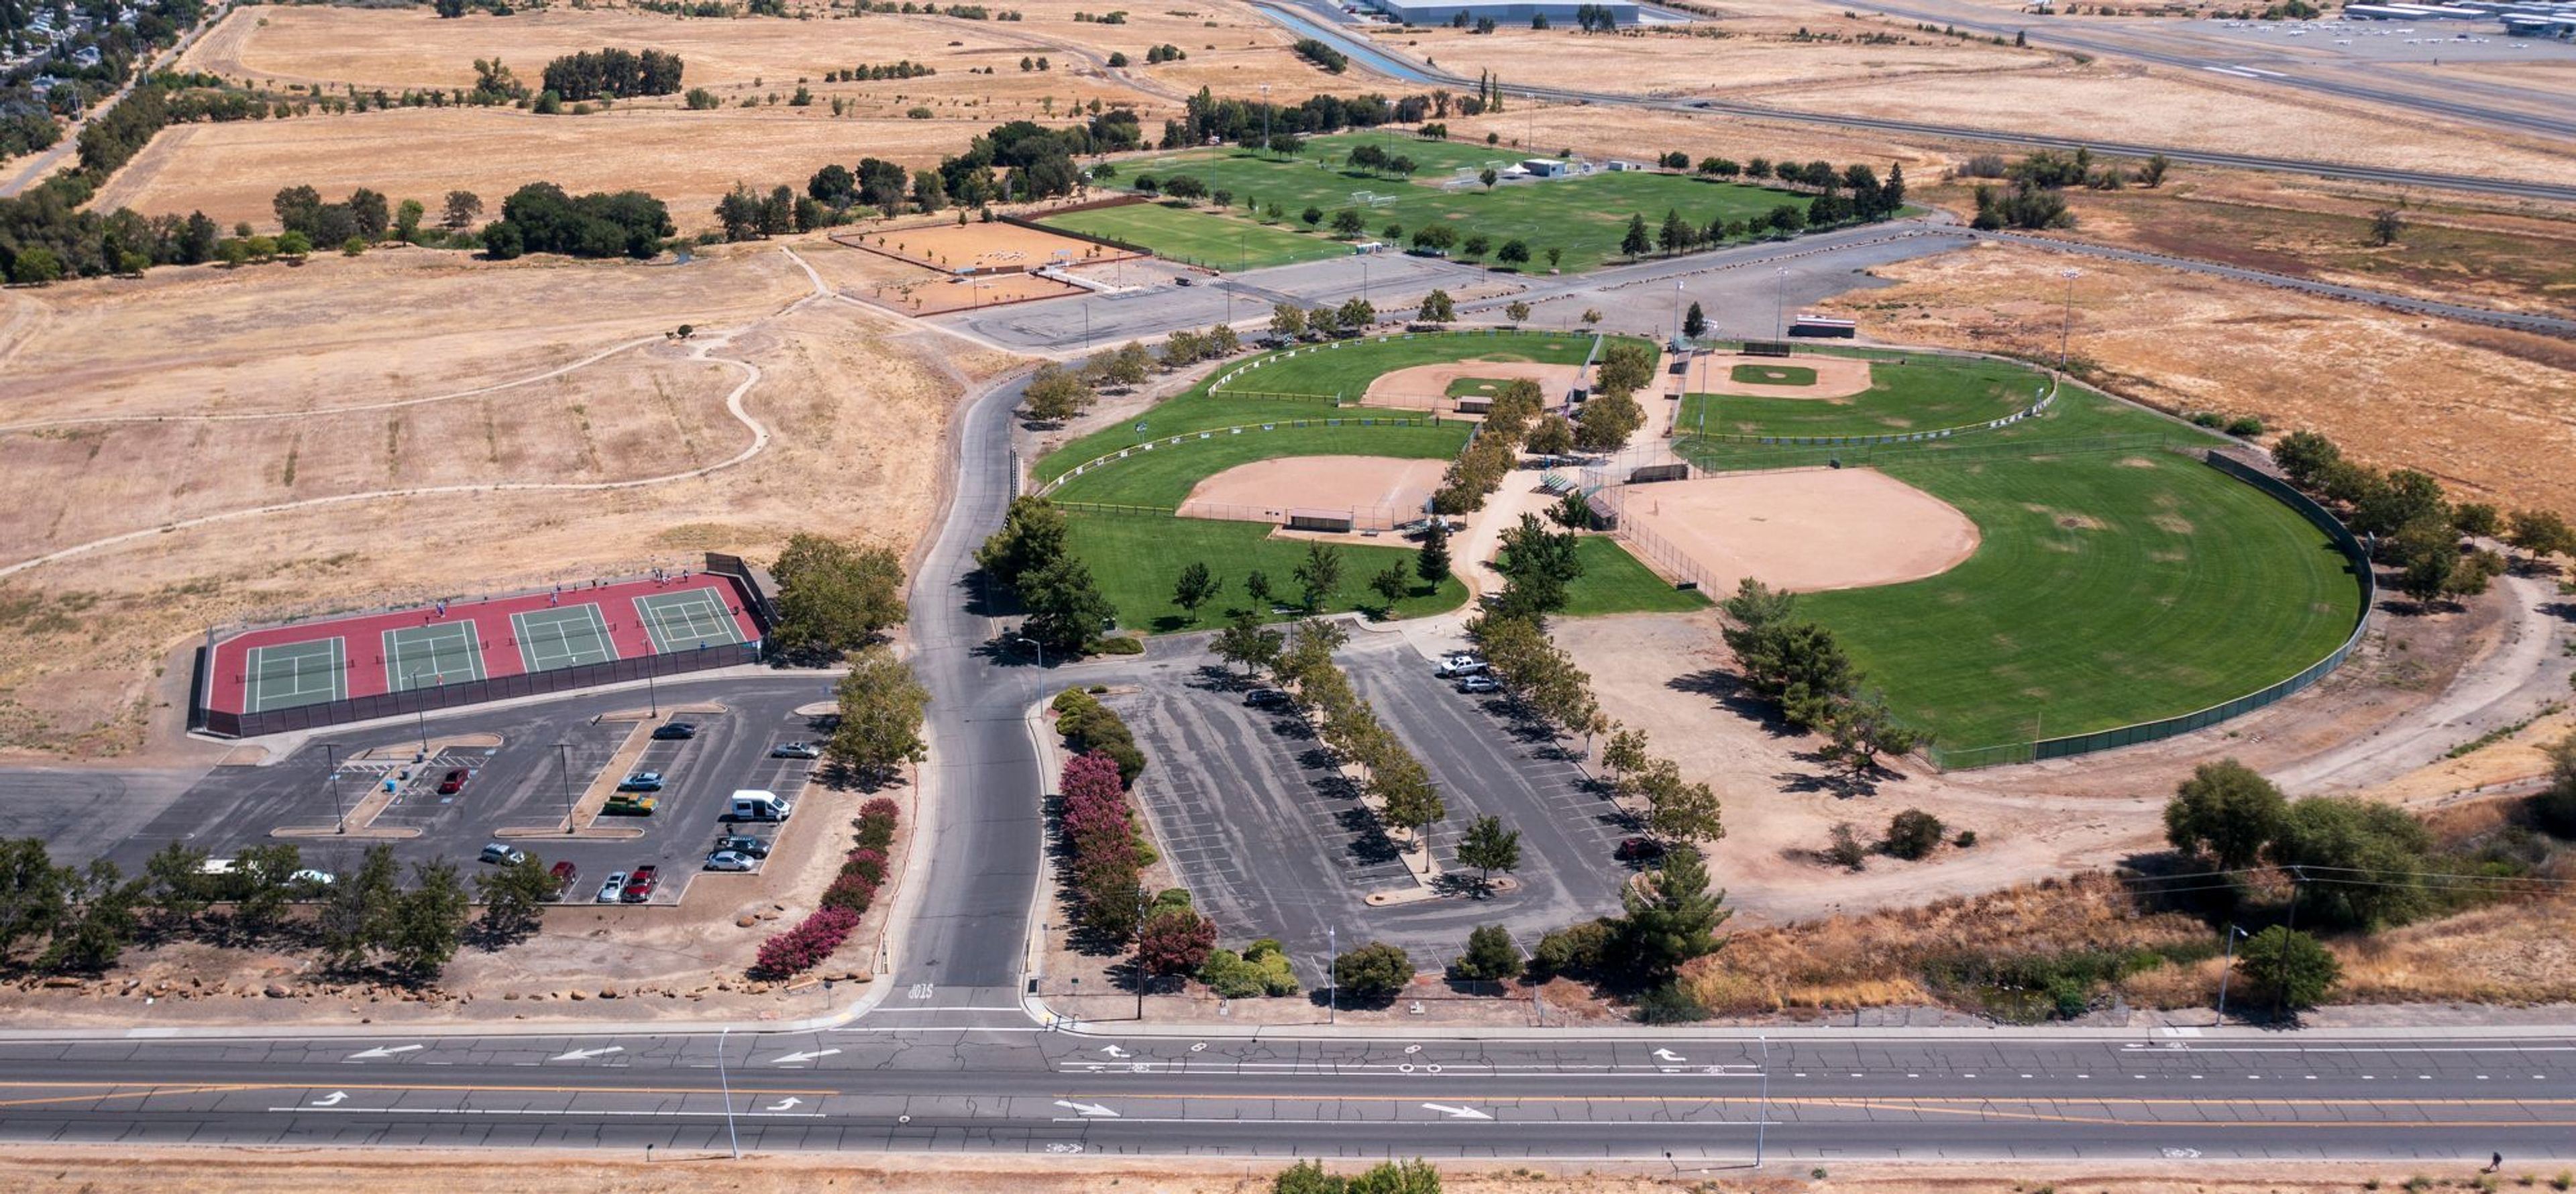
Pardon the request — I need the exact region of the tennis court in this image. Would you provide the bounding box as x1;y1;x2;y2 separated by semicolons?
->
243;638;347;714
384;621;488;691
513;604;619;673
636;589;749;653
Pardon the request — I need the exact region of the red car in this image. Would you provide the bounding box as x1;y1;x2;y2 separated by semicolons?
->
435;767;472;795
619;866;659;904
1615;836;1666;863
548;860;580;898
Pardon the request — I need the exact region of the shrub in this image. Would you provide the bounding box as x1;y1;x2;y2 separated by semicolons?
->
2225;415;2264;437
1953;829;1978;848
753;906;860;977
1332;940;1413;1001
1452;924;1521;982
1825;822;1868;869
1138;906;1216;976
1631;981;1710;1024
1199;944;1300;997
1094;634;1145;655
819;870;879;913
843;847;888;885
855;798;900;851
1884;809;1946;861
1528;918;1613;980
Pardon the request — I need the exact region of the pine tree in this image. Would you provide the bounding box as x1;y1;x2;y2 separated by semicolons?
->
1416;523;1452;585
1613;845;1730;983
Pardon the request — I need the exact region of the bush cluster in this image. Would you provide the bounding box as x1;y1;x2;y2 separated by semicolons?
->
753;906;859;978
1198;938;1300;997
1059;749;1150;940
1053;688;1146;785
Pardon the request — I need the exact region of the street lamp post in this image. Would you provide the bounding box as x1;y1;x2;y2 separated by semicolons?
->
407;666;430;757
555;742;576;833
1014;634;1044;668
716;1027;741;1160
2212;923;2249;1026
1772;266;1787;340
1755;1034;1770;1169
2057;267;2082;371
322;743;347;834
1260;84;1270;156
1327;924;1337;1025
645;668;659;717
1134;883;1151;1021
1670;278;1684;348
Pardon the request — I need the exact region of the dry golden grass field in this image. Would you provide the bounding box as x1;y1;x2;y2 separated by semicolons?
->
1821;241;2576;516
0;241;1016;758
1377;19;2054;97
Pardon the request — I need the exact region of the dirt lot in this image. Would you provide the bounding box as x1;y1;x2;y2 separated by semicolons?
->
847;218;1126;273
0;239;1020;758
1614;468;1980;595
1821;241;2576;515
1378;20;2055;97
1175;453;1447;523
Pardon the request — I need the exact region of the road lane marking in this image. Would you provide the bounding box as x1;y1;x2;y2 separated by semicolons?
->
1053;1099;1119;1118
345;1045;425;1061
266;1105;826;1118
311;1091;347;1107
551;1046;625;1062
768;1049;841;1065
1421;1103;1493;1120
0;1084;261;1109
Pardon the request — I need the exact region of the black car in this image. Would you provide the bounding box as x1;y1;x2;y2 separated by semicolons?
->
714;834;772;859
1244;687;1290;708
651;722;698;741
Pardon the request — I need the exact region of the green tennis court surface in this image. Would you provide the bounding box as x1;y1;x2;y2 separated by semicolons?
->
244;639;347;713
384;621;488;691
512;605;619;673
637;590;748;653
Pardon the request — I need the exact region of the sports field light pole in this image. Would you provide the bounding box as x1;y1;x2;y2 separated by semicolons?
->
1771;266;1787;340
1259;84;1271;158
1670;278;1684;348
2056;267;2082;371
555;742;576;834
322;743;348;834
406;666;430;757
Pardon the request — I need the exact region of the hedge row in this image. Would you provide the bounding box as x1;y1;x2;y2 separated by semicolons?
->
1053;686;1146;785
754;906;859;977
752;796;902;978
1061;749;1154;941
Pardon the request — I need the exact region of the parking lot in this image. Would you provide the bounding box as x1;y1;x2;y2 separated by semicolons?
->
1109;635;1631;977
97;677;832;908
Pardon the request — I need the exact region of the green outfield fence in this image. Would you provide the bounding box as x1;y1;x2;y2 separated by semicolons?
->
1674;429;2197;476
1925;450;2376;770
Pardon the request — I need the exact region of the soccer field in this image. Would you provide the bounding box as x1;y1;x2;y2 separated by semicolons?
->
1088;133;1813;273
1041;203;1350;270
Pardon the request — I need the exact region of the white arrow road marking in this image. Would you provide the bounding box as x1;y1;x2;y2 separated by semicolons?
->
309;1091;348;1107
1099;1045;1130;1058
345;1045;424;1061
1054;1099;1120;1118
767;1049;842;1065
765;1097;804;1111
550;1046;625;1062
1652;1048;1686;1063
1420;1103;1492;1120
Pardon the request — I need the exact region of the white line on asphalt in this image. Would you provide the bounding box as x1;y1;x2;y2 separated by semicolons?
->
1049;1117;1784;1128
266;1107;825;1118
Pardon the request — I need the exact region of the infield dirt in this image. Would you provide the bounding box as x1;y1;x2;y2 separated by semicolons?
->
1176;454;1446;524
1613;468;1980;596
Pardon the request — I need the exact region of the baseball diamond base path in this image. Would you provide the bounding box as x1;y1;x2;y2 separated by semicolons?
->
1687;351;1874;399
1359;360;1587;409
1619;468;1980;594
1175;455;1447;527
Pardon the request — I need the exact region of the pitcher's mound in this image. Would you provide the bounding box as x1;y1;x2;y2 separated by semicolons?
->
1179;455;1447;529
1618;468;1978;594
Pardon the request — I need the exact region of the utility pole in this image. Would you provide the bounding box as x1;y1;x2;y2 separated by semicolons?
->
2057;267;2081;371
1260;83;1270;156
645;668;659;717
1772;266;1787;340
322;743;347;834
1134;883;1151;1021
1755;1034;1770;1169
407;667;430;757
556;742;576;833
1670;278;1684;349
1327;924;1337;1025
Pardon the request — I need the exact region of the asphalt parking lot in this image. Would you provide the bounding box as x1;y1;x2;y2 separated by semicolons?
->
1110;634;1631;977
93;677;832;906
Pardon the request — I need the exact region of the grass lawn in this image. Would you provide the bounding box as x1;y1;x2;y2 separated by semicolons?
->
1067;512;1468;633
1040;202;1349;270
1677;352;2047;442
1048;421;1470;508
1731;364;1816;386
1097;132;1816;273
1563;536;1711;616
1218;329;1641;402
1445;376;1517;398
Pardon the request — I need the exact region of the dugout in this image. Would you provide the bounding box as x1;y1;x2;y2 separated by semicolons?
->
1285;508;1356;533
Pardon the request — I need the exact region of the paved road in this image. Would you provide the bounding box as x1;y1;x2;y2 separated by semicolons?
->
1252;0;2576;206
0;4;229;198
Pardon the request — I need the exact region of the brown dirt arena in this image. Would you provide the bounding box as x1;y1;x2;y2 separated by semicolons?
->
1176;455;1446;528
843;221;1133;276
1686;351;1874;399
1359;360;1586;411
1615;468;1978;594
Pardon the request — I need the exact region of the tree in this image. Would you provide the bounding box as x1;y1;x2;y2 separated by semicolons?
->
1024;362;1096;423
1368;561;1411;613
1269;303;1307;340
1594;339;1658;398
394;199;426;243
1332;940;1414;1002
1331;207;1366;237
1572;390;1645;453
1294;541;1344;610
1415;288;1455;323
2270;429;2341;489
2233;926;2340;1013
2507;508;2576;567
1246;569;1277;609
1817;692;1921;777
1337;295;1375;331
2532;728;2576;837
1657;207;1692;255
770;533;907;657
1602;724;1649;779
1546;246;1564;271
474;850;554;943
1212;609;1285;677
2453;502;2502;539
1454;816;1521;891
1136;904;1216;977
1628;757;1723;845
1452;924;1521;981
1611;845;1729;985
2369;207;2404;247
42;860;142;975
1619;213;1650;257
2139;153;2170;187
348;188;391;240
2353;468;2447;537
2273;796;2432;929
829;644;932;780
1550;489;1593;531
1373;753;1445;845
1020;553;1120;654
388;859;470;981
1682;301;1707;339
977;495;1070;592
1173;561;1222;623
230;844;304;940
809;162;857;207
1416;523;1452;585
1503;297;1532;323
1882;809;1945;860
1525;414;1575;457
1301;205;1324;227
317;844;402;973
441;190;484;233
142;840;211;932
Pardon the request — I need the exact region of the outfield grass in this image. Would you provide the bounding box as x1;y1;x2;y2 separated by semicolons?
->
1563;536;1711;616
1041;202;1350;270
1218;329;1642;402
1731;364;1816;386
1682;382;2363;753
1096;132;1816;273
1067;512;1468;633
1047;421;1470;508
1676;352;2046;442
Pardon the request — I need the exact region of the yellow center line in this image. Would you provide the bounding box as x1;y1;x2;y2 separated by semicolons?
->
1068;1092;2576;1109
0;1085;262;1109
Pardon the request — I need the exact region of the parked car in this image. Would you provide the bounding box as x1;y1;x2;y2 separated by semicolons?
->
617;771;665;792
1244;687;1290;708
1615;836;1666;863
714;834;771;859
1395;519;1432;538
602;792;658;816
1456;675;1501;694
770;741;822;759
290;869;336;887
478;842;525;866
704;851;756;873
595;871;629;904
548;860;580;898
651;722;698;741
436;767;472;795
620;866;659;903
1173;275;1195;286
1437;659;1489;679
